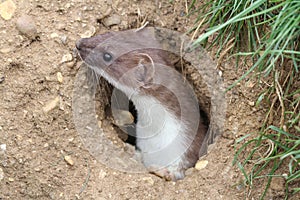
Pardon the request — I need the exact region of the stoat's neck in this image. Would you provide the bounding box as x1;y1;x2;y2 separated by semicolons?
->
131;94;189;167
130;94;182;138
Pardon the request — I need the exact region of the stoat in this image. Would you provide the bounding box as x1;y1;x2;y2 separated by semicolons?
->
76;28;207;181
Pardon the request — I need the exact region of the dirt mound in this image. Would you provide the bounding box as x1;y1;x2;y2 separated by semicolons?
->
0;0;290;199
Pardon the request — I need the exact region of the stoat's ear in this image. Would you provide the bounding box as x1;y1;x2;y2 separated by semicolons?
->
134;55;154;88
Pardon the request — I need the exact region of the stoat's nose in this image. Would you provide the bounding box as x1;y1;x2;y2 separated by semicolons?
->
75;38;94;60
76;32;114;61
75;39;82;50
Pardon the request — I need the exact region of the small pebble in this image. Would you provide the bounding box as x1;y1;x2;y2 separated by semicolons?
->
0;48;12;54
42;96;60;113
57;72;63;83
97;120;102;128
34;167;42;172
23;110;28;118
97;7;112;20
98;169;107;179
64;155;74;166
218;70;223;77
64;3;71;9
248;101;255;106
50;32;59;38
112;109;134;126
0;167;4;181
66;60;76;68
102;14;121;27
142;177;154;185
195;160;208;170
16;15;38;39
282;173;288;179
0;0;16;20
80;25;96;38
61;53;73;63
0;144;6;151
60;35;68;44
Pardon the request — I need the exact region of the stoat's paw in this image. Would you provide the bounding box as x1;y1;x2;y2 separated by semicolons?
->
133;149;143;163
147;165;185;181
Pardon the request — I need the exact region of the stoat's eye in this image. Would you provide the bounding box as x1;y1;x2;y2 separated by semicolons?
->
103;52;113;62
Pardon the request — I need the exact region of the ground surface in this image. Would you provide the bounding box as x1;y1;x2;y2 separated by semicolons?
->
0;0;293;199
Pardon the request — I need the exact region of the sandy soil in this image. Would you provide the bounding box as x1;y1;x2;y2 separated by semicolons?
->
0;0;296;199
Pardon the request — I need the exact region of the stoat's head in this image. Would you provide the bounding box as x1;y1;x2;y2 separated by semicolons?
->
76;30;172;96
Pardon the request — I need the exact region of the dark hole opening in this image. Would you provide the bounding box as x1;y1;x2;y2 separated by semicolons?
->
123;100;137;146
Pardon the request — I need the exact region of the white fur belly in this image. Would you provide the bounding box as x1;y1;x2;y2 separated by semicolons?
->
131;95;189;167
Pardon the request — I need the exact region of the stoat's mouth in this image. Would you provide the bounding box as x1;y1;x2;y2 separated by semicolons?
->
75;38;97;62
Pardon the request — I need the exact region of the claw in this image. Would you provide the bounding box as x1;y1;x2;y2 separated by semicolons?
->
147;165;182;181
